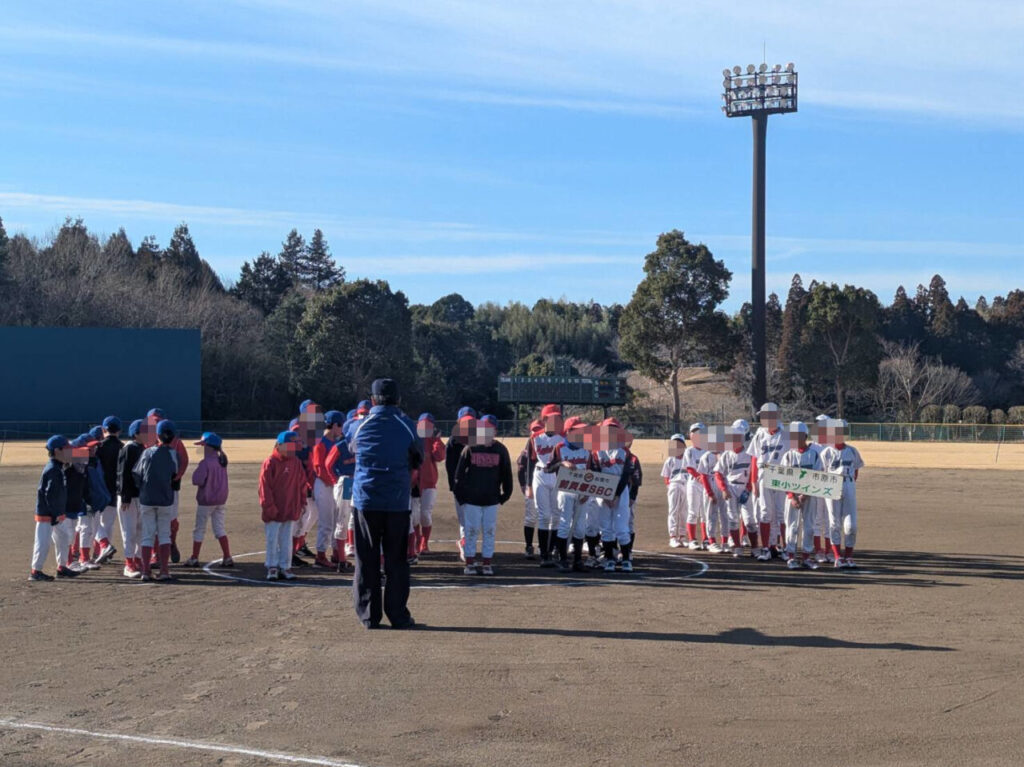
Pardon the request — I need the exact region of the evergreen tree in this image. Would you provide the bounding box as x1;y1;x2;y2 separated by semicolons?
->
298;228;343;289
232;251;292;315
102;228;134;265
163;222;223;291
278;229;306;284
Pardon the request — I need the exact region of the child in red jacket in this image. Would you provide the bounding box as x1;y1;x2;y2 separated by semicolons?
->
259;432;308;581
412;413;447;555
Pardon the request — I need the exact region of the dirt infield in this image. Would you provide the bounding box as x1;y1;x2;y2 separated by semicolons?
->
3;438;1023;470
1;463;1023;766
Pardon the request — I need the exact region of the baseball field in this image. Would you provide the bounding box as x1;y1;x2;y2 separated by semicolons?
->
1;440;1022;766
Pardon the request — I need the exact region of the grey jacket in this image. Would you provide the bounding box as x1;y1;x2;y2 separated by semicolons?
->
133;444;179;507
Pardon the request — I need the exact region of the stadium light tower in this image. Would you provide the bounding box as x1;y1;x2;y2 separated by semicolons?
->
722;61;798;410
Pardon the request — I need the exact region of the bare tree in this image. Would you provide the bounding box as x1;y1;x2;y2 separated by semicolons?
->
875;341;978;421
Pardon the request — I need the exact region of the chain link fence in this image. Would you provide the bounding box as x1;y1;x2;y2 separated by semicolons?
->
2;420;1024;442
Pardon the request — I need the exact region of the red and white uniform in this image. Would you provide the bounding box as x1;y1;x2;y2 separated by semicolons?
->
747;426;790;538
697;450;725;543
682;444;707;537
310;435;338;555
529;431;567;532
592;447;632;546
780;445;823;556
411;436;446;530
552;442;595;541
714;448;752;542
820;444;864;555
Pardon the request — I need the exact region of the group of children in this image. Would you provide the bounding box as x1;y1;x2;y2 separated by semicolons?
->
659;403;864;569
31;409;232;582
30;399;864;582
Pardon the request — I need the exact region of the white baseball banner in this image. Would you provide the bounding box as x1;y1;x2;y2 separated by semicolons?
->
555;467;620;500
763;465;845;500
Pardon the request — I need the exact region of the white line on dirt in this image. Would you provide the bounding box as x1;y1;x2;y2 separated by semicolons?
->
0;718;364;766
199;544;709;589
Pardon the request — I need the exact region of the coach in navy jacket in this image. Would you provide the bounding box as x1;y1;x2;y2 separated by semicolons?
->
350;378;424;629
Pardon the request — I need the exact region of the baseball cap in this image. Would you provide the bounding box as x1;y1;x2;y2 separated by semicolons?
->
371;378;399;400
325;410;344;427
689;422;706;433
357;400;372;414
156;419;176;438
102;416;122;431
479;414;498;426
195;432;222;449
87;426;105;444
815;414;829;422
346;409;358;421
669;433;686;442
756;402;780;416
601;417;622;428
71;434;91;448
540;404;562;419
46;435;69;452
147;408;166;419
458;414;476;424
128;419;144;437
731;419;750;433
457;406;477;419
276;430;299;445
418;412;436;423
299;399;315;413
288;417;299;430
789;421;808;434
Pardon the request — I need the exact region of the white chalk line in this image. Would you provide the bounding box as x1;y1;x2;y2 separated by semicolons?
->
0;718;364;767
199;540;709;590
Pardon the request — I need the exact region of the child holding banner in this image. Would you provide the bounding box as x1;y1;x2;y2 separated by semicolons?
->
544;417;594;573
820;419;864;569
779;422;822;570
591;418;635;573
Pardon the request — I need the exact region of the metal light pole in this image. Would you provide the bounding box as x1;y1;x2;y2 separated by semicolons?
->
722;62;798;410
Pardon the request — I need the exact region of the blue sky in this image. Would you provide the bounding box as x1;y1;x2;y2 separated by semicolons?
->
2;0;1022;310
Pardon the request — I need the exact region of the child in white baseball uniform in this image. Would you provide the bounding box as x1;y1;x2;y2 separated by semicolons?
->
682;423;707;550
748;402;790;562
810;414;831;563
545;417;594;572
713;427;752;558
820;419;865;568
696;430;725;553
661;434;688;548
592;418;635;572
780;422;822;570
186;432;233;568
528;405;567;567
116;420;148;578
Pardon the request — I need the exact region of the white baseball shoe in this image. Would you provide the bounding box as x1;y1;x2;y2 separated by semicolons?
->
815;551;828;564
266;568;279;580
803;558;819;570
756;548;772;562
687;540;701;550
707;542;723;553
786;558;802;570
97;544;117;564
669;537;681;548
282;569;297;580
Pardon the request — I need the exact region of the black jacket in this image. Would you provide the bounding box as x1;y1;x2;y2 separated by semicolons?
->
96;435;124;499
453;443;514;507
117;441;145;502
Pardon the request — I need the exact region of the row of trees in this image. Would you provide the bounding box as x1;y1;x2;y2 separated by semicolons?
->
2;215;1023;425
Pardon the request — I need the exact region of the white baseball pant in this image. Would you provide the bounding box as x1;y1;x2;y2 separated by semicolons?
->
95;504;118;546
685;479;705;526
666;482;686;538
523;494;537;529
531;472;559;531
117;498;141;560
312;478;337;553
264;521;294;570
140;504;174;545
784;499;815;555
556;492;590;540
462;504;498;560
75;513;97;550
825;481;858;548
758;480;786;541
704;491;729;541
597;493;631;545
410;488;436;528
193;504;227;541
298;497;316;537
54;517;75;565
332;478;353;541
30;521;54;572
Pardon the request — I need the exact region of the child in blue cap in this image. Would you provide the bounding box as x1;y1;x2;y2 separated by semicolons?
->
29;436;76;581
186;432;233;568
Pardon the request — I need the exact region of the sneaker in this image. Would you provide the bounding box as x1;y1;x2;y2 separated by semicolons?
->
140;573;153;582
621;559;634;573
407;555;419;566
557;559;572;573
335;560;349;573
97;544;117;564
170;544;181;564
815;551;828;564
297;543;314;558
732;546;742;558
124;566;141;579
463;565;477;575
701;539;711;551
786;558;802;570
183;557;200;568
687;540;701;550
803;558;819;570
844;557;857;569
603;559;617;572
524;545;535;560
669;537;681;548
291;554;309;568
281;569;297;580
220;557;235;568
780;550;793;563
56;565;80;578
481;565;495;576
834;557;846;569
79;560;101;571
707;542;723;553
267;568;279;580
539;557;557;568
155;572;174;583
28;570;54;581
756;548;771;562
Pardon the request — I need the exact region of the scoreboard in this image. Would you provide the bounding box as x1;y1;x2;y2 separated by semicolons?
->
497;375;628;405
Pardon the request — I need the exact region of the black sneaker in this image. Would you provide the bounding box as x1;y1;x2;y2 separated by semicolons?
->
557;559;572;573
539;557;556;568
524;545;535;560
291;554;309;568
56;566;79;578
297;544;314;557
170;544;181;563
29;570;54;581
